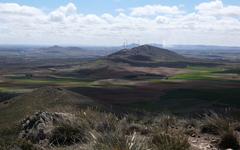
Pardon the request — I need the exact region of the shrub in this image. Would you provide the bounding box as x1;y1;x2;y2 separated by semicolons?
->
201;112;232;135
154;114;178;132
75;108;119;133
91;131;149;150
49;121;88;146
95;114;119;133
151;133;190;150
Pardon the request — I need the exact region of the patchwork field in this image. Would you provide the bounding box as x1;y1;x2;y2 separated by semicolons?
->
0;64;239;115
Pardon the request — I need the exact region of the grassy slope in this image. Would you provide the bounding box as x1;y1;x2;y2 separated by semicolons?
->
0;87;94;128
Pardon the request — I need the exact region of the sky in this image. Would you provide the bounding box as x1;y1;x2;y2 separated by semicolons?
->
0;0;240;46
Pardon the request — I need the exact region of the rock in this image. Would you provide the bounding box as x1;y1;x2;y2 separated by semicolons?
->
191;133;196;137
192;139;198;143
210;138;218;144
18;111;74;145
37;123;45;130
26;120;30;125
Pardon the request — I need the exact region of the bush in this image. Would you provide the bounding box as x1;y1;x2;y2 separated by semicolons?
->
91;131;149;150
151;133;190;150
201;112;232;135
75;108;119;133
95;114;118;133
49;122;88;146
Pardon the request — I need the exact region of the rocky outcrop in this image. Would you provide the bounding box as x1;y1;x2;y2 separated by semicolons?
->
19;111;74;146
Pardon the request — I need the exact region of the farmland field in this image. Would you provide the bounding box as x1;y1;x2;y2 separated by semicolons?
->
0;65;239;110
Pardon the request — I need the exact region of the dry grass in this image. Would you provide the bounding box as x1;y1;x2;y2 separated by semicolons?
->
90;131;149;150
201;112;232;135
200;112;240;149
151;133;190;150
49;121;88;146
1;108;240;150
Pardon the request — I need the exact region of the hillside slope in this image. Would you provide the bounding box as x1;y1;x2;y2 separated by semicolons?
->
0;87;95;127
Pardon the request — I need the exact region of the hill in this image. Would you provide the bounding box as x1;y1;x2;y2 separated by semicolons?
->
37;45;102;58
70;45;220;79
107;44;185;62
0;87;95;128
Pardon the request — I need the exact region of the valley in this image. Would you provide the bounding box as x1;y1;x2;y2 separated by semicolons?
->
0;45;239;113
0;44;240;149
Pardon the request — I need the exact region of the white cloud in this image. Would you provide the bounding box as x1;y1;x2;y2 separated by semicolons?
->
195;0;240;17
0;1;240;46
155;16;169;24
54;2;77;16
0;3;43;16
49;3;77;22
130;4;184;16
196;0;223;11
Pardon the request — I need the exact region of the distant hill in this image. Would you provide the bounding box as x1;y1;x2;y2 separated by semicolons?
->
0;45;114;59
72;45;220;79
0;87;96;127
107;44;186;62
73;45;191;79
37;45;106;58
40;45;85;52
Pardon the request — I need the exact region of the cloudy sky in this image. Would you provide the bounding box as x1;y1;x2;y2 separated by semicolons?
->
0;0;240;46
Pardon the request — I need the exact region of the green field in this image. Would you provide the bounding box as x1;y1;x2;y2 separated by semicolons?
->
170;66;228;80
4;76;95;89
0;87;31;93
1;66;240;95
